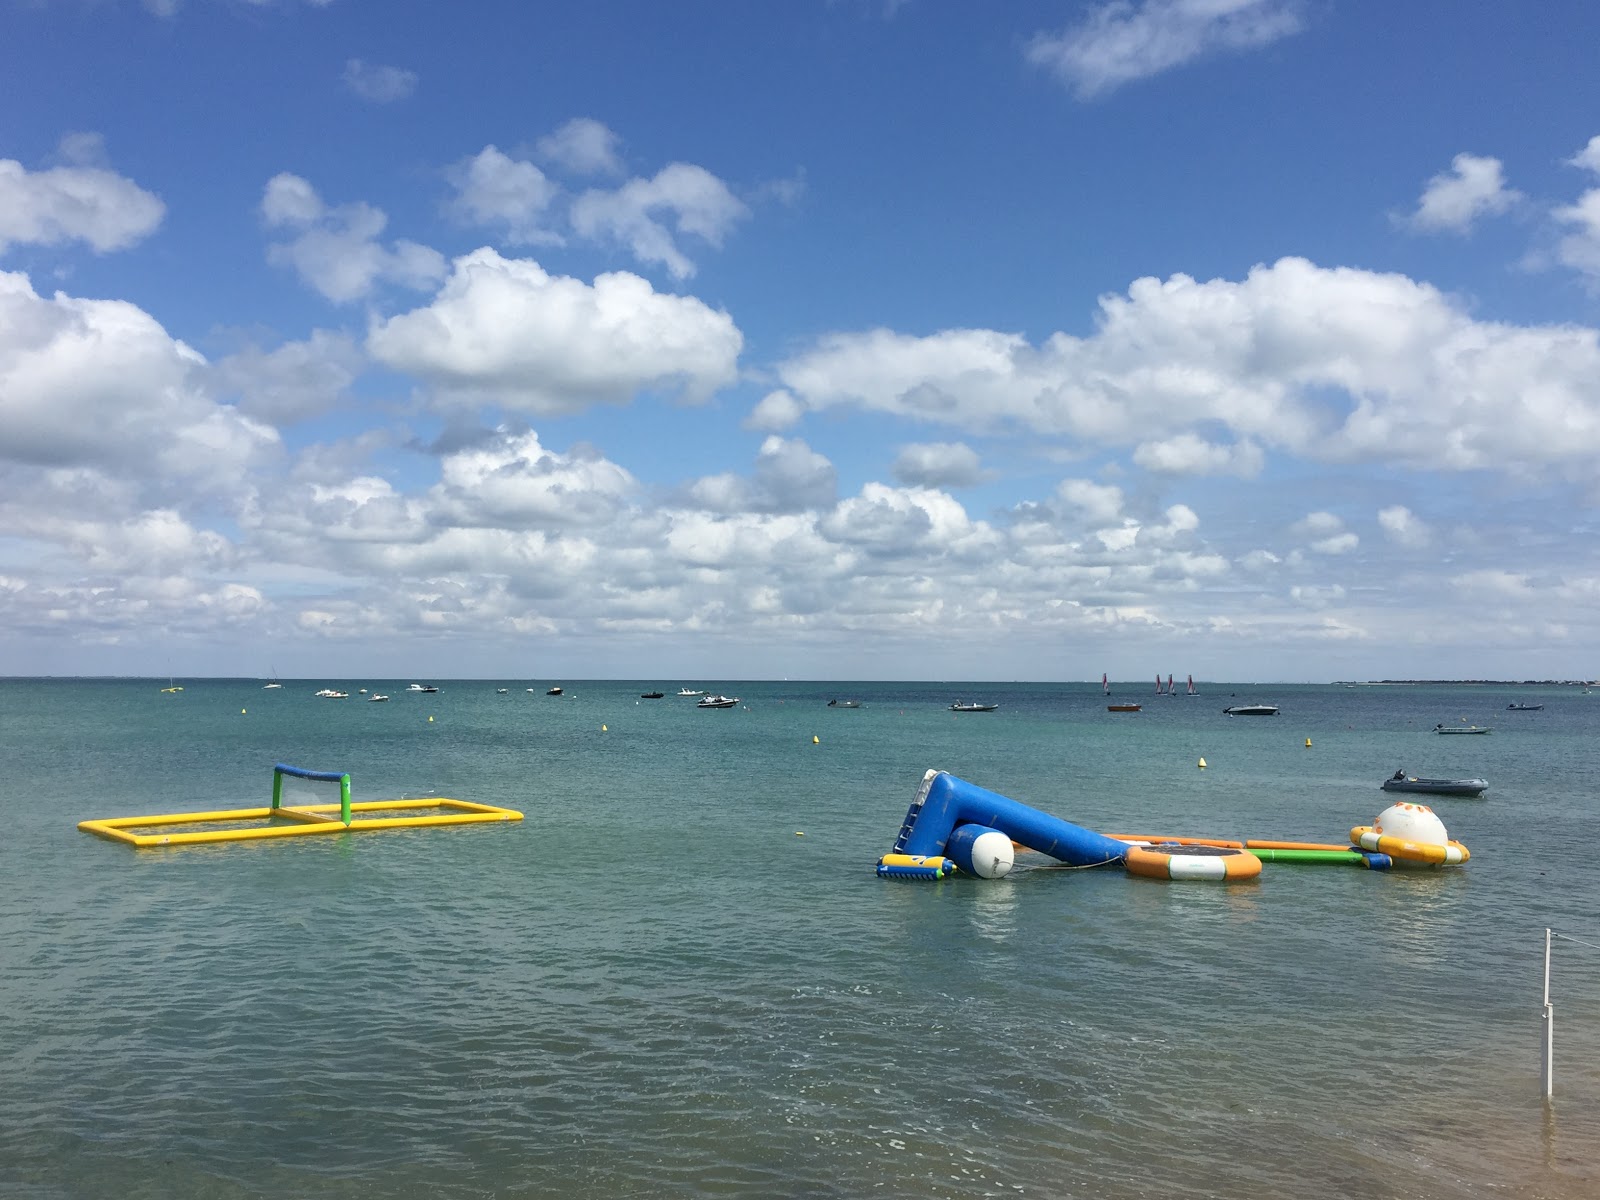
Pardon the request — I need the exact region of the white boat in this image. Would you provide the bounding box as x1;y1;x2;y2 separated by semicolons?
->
368;693;389;702
262;681;283;690
950;701;999;712
406;683;439;693
1434;723;1490;735
678;688;706;696
1185;675;1198;696
1223;704;1279;716
314;688;348;699
697;695;739;708
497;688;508;694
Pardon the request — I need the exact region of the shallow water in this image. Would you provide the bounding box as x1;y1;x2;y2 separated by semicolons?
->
3;679;1597;1197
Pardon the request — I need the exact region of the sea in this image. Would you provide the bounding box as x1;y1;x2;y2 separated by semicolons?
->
3;678;1598;1199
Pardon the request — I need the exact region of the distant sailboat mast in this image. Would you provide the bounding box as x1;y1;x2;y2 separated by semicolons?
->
1102;673;1109;696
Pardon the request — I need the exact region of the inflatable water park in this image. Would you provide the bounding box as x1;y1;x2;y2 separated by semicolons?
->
876;769;1469;881
78;763;522;848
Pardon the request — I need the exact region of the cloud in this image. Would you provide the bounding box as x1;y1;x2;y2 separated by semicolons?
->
774;257;1600;478
1402;152;1521;234
570;163;749;279
429;427;638;530
342;58;417;103
688;436;837;514
1378;504;1430;548
1132;432;1263;475
1569;136;1600;176
212;330;362;425
1026;0;1306;98
366;247;742;413
0;141;165;255
447;146;561;245
261;173;445;303
537;118;624;176
1292;511;1357;554
0;270;278;488
744;389;805;432
1056;478;1126;526
891;441;987;488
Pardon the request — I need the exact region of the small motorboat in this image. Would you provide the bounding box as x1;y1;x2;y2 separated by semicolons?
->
262;681;283;690
1223;704;1279;716
1107;703;1141;712
949;702;999;712
368;693;389;703
678;688;706;696
1382;773;1489;797
496;688;508;694
547;686;563;695
314;689;348;699
1506;703;1544;711
697;694;739;709
827;699;861;708
1434;723;1490;735
641;691;664;699
406;683;439;693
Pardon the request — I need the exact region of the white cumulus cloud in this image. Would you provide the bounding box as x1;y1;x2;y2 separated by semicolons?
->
0;270;277;486
1026;0;1306;99
0;143;165;255
538;118;624;176
342;58;418;103
366;247;742;414
447;146;561;245
1402;152;1521;234
261;173;445;303
570;163;749;279
774;257;1600;478
891;442;987;488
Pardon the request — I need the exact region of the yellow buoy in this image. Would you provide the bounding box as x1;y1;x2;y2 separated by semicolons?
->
428;715;434;722
795;831;805;837
812;735;820;744
240;709;247;715
1305;737;1312;748
1198;757;1208;769
601;724;608;732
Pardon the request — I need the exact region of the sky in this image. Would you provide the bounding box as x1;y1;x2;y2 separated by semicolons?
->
3;0;1600;683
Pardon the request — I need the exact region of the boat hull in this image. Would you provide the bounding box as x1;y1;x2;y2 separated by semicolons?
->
1382;777;1489;797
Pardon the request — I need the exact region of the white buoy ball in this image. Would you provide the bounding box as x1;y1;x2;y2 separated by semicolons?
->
966;830;1015;879
1373;801;1449;846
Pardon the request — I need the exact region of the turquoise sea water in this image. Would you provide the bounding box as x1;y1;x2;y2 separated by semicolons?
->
3;678;1599;1199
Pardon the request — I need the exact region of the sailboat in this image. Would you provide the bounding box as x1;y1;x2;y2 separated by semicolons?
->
160;679;183;693
1102;673;1109;696
1185;674;1198;696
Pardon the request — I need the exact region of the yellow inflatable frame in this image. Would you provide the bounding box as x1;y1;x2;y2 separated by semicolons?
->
79;797;523;848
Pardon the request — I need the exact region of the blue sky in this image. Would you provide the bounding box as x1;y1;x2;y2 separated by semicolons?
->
4;0;1600;682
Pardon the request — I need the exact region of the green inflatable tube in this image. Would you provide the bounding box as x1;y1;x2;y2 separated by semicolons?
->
1247;847;1369;865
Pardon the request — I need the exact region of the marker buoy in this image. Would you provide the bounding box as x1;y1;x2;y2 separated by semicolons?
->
1198;757;1208;769
241;709;246;715
601;724;608;732
795;831;805;837
428;715;434;722
812;735;820;744
1305;737;1312;748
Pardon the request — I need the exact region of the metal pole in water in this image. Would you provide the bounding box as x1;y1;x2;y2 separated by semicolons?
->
1541;927;1554;1099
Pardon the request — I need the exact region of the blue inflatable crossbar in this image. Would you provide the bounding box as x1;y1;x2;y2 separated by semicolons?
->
892;770;1128;867
273;764;349;783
